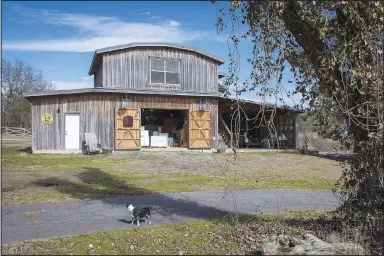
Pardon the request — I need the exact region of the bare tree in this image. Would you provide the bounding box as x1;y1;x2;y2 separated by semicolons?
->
1;59;54;128
214;1;383;254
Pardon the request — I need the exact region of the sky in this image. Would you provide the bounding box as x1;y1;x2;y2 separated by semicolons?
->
2;1;302;106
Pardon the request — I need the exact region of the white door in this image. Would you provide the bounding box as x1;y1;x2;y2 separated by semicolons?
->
65;114;80;149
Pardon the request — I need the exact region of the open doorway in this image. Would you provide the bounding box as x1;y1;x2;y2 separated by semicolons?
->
141;108;188;148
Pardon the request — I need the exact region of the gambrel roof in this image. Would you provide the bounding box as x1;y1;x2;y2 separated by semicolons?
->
88;42;225;75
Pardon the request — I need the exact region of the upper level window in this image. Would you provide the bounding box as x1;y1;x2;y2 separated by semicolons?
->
150;58;180;85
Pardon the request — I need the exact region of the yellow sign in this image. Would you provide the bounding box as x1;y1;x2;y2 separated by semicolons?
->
41;113;53;125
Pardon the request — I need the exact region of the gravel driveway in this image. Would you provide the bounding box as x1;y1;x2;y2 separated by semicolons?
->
2;189;339;244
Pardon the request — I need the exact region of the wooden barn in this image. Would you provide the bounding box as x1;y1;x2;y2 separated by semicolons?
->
23;43;301;153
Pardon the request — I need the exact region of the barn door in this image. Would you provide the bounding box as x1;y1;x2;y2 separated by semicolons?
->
189;110;212;148
115;108;141;149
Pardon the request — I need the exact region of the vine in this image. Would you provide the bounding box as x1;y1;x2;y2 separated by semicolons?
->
213;1;384;254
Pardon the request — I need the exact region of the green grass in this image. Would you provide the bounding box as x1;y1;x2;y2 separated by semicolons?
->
1;210;337;255
1;220;234;255
2;134;343;205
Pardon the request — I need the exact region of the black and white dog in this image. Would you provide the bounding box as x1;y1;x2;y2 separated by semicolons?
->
126;203;151;226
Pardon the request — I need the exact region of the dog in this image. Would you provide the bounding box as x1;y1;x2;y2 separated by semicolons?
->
126;203;151;226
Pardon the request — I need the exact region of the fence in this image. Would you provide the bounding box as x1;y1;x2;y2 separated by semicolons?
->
1;127;32;136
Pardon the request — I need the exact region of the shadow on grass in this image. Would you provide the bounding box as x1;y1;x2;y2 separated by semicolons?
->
32;167;231;221
303;152;354;162
237;212;341;229
18;146;32;154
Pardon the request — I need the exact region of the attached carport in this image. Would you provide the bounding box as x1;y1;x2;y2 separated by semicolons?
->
218;97;302;149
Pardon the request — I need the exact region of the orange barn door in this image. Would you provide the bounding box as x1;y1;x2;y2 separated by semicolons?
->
115;108;141;149
189;110;212;148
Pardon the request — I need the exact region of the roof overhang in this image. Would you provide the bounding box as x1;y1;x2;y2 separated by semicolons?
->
88;42;225;76
23;88;221;101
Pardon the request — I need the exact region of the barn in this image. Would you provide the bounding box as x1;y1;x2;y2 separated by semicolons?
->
23;43;300;153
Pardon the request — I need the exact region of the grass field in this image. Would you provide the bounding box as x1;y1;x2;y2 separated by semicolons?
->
1;210;339;255
2;135;343;205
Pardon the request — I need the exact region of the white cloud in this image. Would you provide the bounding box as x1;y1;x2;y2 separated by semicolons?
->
4;6;216;52
52;76;93;90
164;19;180;27
214;34;229;42
150;16;160;19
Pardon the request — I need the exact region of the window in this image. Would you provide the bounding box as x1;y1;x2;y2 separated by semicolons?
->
150;58;180;85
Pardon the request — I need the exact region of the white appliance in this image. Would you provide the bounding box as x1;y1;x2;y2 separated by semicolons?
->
159;133;168;137
167;137;174;147
150;136;168;147
140;130;150;147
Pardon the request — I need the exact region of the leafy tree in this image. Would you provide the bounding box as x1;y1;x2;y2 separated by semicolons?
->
1;59;54;128
214;1;383;254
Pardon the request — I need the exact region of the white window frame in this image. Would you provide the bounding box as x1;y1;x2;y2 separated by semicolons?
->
149;57;180;85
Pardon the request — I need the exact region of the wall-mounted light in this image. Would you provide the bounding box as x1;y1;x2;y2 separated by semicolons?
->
57;107;60;114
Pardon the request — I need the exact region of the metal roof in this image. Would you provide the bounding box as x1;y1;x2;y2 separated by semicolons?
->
88;42;225;75
22;88;301;112
218;96;304;113
23;87;221;100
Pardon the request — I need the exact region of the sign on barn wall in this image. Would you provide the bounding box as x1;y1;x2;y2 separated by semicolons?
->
41;113;53;125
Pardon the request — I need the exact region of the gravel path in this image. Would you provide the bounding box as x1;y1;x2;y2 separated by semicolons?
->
2;189;339;244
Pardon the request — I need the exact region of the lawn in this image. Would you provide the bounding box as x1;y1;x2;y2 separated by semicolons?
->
2;134;343;205
1;210;342;255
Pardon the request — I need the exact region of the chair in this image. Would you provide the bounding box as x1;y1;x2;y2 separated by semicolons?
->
82;133;102;155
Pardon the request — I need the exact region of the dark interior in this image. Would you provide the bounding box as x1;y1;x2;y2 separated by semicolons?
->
218;98;297;149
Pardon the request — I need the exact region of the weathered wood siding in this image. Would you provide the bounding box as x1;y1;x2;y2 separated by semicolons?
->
31;93;218;151
31;93;116;151
94;59;103;87
94;48;218;93
189;110;212;148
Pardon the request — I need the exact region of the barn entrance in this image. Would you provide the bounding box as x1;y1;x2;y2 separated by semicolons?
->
141;108;188;148
115;108;141;150
188;110;212;148
115;107;213;150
